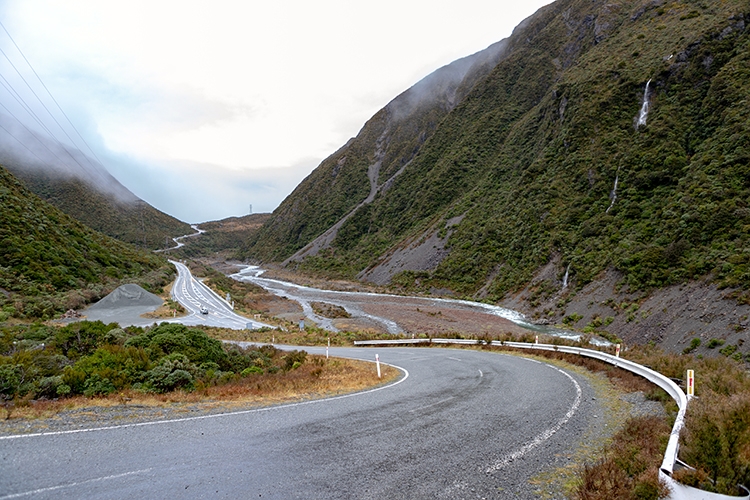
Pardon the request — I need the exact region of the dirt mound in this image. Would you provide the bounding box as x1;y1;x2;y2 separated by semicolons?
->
88;284;163;310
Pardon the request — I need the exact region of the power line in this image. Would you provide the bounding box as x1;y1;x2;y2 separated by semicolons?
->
0;121;48;166
0;20;108;172
0;72;57;139
0;99;70;168
0;44;98;179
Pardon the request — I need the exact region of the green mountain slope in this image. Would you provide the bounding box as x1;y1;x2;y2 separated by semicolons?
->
0;166;173;319
243;0;750;305
3;164;192;251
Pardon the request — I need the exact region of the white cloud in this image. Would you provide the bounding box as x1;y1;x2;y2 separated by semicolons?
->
0;0;553;221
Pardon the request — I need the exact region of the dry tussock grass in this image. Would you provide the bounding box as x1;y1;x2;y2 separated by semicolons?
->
574;416;671;500
2;356;398;421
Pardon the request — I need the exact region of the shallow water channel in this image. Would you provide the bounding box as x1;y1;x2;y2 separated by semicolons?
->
231;265;597;343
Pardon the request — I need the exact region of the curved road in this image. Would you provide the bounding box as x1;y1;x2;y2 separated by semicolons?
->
0;347;601;499
169;260;271;330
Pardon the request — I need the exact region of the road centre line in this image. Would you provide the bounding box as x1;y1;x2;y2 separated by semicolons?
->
0;468;153;499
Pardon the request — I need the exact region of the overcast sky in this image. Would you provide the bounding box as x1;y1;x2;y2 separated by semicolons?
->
0;0;552;223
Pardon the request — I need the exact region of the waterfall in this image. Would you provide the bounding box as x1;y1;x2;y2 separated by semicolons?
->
606;174;619;213
562;263;571;289
636;79;651;127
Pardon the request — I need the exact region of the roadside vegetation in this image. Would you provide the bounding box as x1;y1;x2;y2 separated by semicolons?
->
0;321;395;423
0;166;174;321
482;335;750;498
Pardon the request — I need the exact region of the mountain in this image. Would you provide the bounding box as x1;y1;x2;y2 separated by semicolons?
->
0;165;172;320
173;213;272;259
242;0;750;352
0;113;192;250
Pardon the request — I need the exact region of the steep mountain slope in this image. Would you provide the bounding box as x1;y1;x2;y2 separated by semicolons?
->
0;114;191;250
242;0;750;351
0;166;173;319
243;35;515;262
5;165;192;251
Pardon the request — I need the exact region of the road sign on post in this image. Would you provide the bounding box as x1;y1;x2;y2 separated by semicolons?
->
687;369;695;398
615;344;621;357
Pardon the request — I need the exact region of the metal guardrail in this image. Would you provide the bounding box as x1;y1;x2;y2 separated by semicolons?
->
353;339;430;345
353;337;749;499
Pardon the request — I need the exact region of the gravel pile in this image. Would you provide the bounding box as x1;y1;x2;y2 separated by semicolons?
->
81;284;164;326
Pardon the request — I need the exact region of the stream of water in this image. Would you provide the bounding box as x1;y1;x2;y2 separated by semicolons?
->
231;265;603;344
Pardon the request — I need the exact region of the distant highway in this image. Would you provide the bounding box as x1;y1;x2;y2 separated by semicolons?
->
169;260;271;330
154;225;204;253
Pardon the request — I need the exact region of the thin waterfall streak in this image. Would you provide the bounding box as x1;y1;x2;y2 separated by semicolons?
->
636;79;651;127
562;263;571;289
606;174;619;213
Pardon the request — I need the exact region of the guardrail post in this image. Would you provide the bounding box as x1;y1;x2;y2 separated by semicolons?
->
616;344;621;357
686;369;694;399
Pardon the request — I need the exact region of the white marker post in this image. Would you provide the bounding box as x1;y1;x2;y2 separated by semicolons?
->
376;354;381;379
535;335;538;344
615;344;621;357
327;338;330;359
687;369;695;398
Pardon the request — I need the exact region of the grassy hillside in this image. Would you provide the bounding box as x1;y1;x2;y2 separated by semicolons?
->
172;213;272;259
5;165;192;251
242;0;750;305
0;166;173;320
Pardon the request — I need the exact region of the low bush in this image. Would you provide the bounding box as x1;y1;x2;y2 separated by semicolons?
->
0;321;306;400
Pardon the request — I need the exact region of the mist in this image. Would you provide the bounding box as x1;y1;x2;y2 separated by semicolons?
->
0;111;138;204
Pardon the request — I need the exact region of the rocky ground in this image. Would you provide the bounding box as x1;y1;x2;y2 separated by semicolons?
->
502;265;750;358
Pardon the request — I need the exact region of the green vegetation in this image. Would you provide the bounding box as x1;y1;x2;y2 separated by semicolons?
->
0;166;173;319
683;337;701;354
491;335;750;497
5;164;192;251
575;417;670;499
242;0;750;305
171;214;271;259
0;321;307;400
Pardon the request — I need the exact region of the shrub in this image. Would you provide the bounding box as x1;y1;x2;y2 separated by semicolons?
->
82;374;116;397
683;338;701;354
241;366;263;377
575;417;670;499
52;321;117;358
680;392;750;494
284;350;307;370
144;354;199;393
125;323;228;366
707;338;725;349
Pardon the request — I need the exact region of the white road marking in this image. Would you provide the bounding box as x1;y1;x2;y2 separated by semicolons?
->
0;469;152;499
485;365;582;473
0;363;409;440
478;369;483;377
409;396;456;413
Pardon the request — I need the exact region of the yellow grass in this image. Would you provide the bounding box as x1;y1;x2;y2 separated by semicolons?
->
1;356;399;422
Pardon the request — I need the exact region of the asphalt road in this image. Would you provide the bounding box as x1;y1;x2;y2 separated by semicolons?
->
0;347;600;499
169;260;271;330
